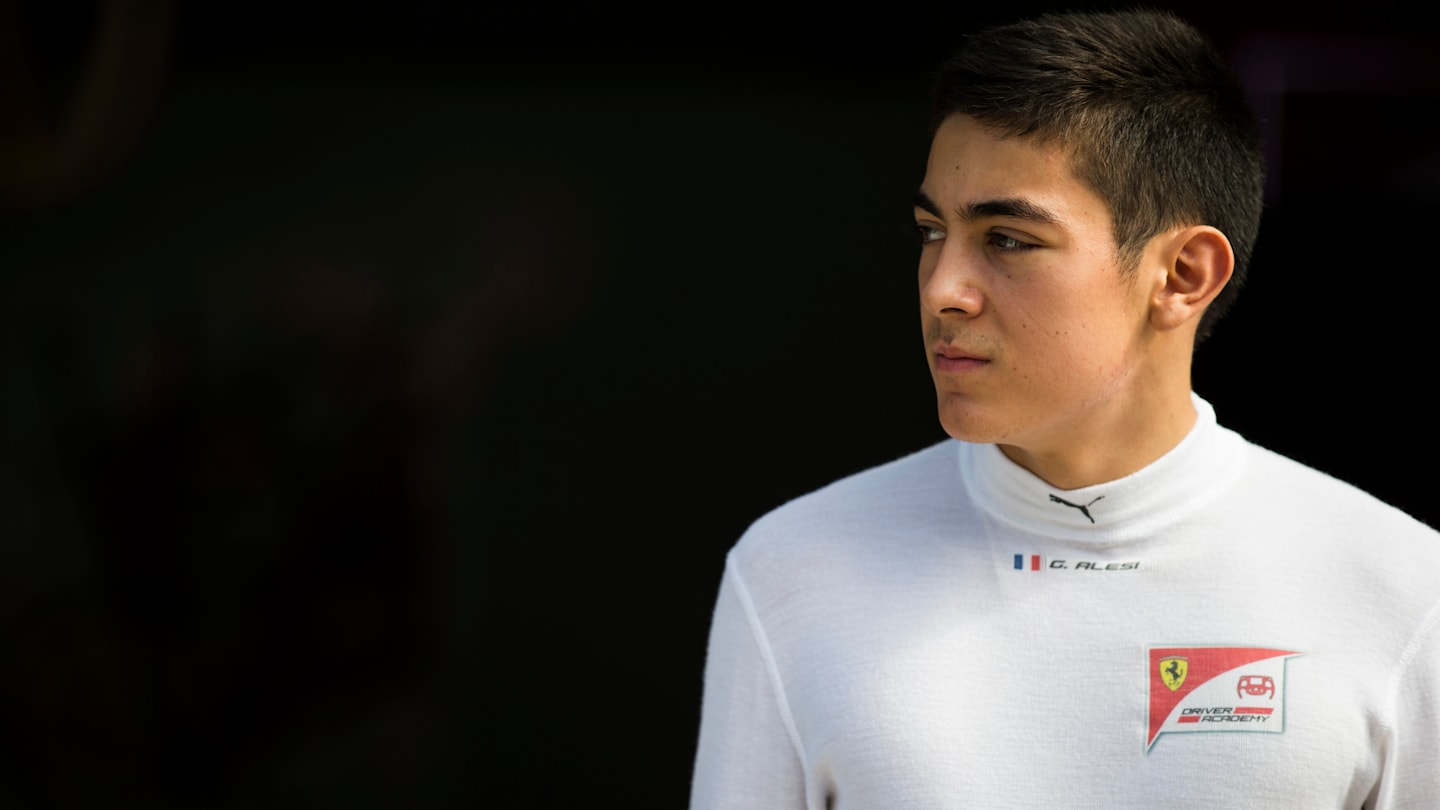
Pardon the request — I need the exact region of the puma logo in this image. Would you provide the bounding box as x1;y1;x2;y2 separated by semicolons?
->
1048;494;1104;524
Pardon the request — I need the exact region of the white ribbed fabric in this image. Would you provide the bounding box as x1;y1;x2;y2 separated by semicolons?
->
691;395;1440;809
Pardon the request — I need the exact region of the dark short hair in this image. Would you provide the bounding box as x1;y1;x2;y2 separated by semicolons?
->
931;9;1264;343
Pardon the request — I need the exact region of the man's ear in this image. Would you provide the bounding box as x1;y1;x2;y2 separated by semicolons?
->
1149;225;1234;332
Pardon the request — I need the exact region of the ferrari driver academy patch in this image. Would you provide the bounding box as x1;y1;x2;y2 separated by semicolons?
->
1146;646;1302;752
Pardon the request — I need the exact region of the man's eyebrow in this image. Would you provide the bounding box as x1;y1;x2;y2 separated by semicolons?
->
962;198;1062;226
913;190;1061;227
913;190;943;218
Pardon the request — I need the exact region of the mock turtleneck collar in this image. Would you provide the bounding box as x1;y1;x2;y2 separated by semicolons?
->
958;393;1249;543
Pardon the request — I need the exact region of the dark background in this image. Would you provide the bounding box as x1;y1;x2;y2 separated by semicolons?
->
3;1;1438;807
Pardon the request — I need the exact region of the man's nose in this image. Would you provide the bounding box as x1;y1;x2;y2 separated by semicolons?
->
920;244;985;319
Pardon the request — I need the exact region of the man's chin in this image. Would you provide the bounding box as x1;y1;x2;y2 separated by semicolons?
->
937;410;1008;446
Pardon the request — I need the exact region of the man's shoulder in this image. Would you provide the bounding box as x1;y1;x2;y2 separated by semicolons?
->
730;440;961;564
1242;439;1439;543
754;439;957;524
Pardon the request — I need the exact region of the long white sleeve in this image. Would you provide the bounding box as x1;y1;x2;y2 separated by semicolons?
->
1370;599;1440;809
690;560;808;810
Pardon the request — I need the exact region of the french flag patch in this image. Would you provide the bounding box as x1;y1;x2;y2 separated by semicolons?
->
1013;553;1044;572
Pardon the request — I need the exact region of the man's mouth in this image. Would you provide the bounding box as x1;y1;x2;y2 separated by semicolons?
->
933;344;990;373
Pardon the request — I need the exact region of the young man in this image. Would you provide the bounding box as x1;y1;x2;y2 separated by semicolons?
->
690;10;1440;809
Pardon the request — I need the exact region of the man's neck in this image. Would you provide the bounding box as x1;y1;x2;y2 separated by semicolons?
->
997;386;1199;491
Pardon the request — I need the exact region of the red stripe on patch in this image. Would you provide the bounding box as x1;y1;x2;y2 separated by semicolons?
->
1235;707;1273;715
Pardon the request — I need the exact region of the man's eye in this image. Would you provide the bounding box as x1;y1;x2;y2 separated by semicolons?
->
988;232;1035;252
911;223;945;244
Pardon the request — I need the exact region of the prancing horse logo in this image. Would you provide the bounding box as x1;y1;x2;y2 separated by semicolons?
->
1049;494;1104;523
1160;656;1189;691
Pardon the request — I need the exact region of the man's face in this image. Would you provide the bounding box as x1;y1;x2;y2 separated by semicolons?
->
915;115;1158;457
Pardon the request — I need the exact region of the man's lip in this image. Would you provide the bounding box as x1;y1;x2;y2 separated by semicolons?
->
933;344;987;362
933;344;990;374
